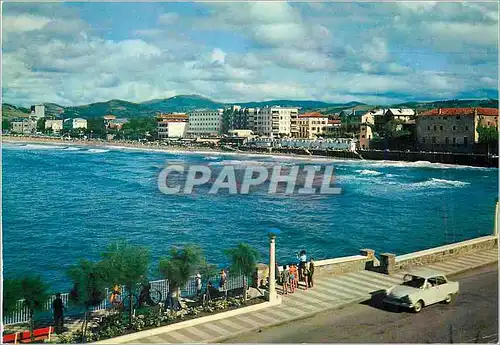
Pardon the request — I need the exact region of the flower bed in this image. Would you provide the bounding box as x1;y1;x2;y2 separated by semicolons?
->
54;296;266;343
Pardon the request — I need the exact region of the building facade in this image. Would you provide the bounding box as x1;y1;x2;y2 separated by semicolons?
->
45;119;63;133
296;113;329;139
11;118;37;134
30;104;45;120
157;113;188;139
416;108;499;151
251;106;299;137
187;109;223;137
64;118;88;130
359;112;375;149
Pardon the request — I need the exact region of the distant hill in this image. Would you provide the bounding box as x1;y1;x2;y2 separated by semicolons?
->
392;99;499;110
141;94;224;113
3;96;498;119
2;103;30;119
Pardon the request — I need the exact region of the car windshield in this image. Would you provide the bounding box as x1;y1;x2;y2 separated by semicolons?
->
402;274;426;288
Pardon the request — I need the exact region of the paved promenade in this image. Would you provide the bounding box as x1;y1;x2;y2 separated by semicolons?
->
105;248;498;344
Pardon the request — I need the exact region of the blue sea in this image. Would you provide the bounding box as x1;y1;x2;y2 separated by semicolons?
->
2;142;498;291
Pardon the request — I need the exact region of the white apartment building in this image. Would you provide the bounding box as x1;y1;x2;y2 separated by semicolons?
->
157;113;188;139
64;118;88;130
45;119;63;133
187;109;224;137
30;104;45;120
251;106;299;138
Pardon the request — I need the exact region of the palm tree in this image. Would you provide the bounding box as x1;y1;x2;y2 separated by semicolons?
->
67;259;107;342
159;244;204;308
224;243;260;304
99;240;150;326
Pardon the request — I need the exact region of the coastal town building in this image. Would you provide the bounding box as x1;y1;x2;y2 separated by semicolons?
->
386;108;415;124
359;112;375;149
251;106;299;138
249;137;357;151
45;119;63;133
64;118;88;130
11;118;37;134
30;104;45;120
157;113;188;139
416;107;499;151
103;115;116;128
187;109;223;137
297;112;329;139
109;118;129;130
223;106;250;133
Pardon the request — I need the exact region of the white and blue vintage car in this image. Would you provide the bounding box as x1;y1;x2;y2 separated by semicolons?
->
383;268;459;313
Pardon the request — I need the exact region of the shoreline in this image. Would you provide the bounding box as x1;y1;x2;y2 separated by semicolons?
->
2;135;497;168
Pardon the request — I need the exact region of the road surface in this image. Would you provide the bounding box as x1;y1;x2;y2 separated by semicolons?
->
226;264;498;343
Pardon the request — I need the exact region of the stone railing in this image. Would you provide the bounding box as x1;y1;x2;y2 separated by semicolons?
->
379;235;498;274
253;248;378;287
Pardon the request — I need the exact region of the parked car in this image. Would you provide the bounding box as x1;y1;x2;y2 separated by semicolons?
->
383;268;459;313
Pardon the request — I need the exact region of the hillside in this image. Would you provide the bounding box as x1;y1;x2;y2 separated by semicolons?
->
1;103;30;119
3;96;498;120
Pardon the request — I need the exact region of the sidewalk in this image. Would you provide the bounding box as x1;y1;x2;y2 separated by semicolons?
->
101;248;499;344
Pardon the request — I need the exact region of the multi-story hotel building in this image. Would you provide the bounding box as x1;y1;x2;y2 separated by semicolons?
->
187;109;224;137
157;113;189;139
45;119;63;133
416;108;498;150
251;106;299;137
296;112;329;139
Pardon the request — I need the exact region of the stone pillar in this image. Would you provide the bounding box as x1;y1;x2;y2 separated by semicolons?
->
380;253;396;275
268;234;277;302
360;248;376;270
494;199;499;237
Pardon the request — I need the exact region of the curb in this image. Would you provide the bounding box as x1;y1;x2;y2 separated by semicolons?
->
94;297;282;344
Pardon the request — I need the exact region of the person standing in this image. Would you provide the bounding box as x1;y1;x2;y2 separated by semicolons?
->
195;273;202;300
308;258;315;288
281;265;290;294
298;250;307;281
53;293;64;334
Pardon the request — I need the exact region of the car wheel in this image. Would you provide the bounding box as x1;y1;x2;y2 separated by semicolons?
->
413;300;423;313
443;294;452;304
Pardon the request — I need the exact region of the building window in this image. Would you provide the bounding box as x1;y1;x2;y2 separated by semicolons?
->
487;121;491;126
465;125;468;130
452;137;456;144
440;125;443;130
433;125;437;130
361;135;365;138
464;137;468;145
432;137;436;144
453;125;457;131
427;125;430;130
445;137;449;144
422;137;426;143
456;116;460;119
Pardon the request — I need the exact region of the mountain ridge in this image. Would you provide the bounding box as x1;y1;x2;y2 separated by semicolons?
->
2;95;498;119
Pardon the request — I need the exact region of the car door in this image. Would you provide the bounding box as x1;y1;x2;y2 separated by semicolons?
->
435;275;450;299
424;277;443;305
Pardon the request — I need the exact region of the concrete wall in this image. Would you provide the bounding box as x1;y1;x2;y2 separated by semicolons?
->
314;249;378;276
380;235;498;274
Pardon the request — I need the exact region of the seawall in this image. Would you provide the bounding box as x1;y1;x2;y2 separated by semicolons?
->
238;146;498;168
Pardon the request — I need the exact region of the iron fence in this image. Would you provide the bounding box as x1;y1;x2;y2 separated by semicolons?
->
3;274;246;325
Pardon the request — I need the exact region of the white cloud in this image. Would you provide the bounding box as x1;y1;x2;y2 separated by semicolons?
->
211;48;226;64
3;15;51;33
158;12;179;25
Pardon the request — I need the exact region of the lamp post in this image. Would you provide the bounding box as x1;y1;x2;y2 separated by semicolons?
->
267;228;281;302
494;198;499;237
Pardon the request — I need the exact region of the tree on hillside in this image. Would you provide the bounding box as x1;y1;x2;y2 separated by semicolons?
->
4;276;50;341
3;118;11;131
224;243;260;304
36;118;46;133
159;244;204;307
99;241;150;325
67;259;107;342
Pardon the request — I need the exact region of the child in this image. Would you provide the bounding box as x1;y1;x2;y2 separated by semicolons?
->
289;264;297;293
281;265;290;294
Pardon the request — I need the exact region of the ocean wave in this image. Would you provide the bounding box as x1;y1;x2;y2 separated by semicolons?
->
18;144;66;150
409;178;470;188
63;147;81;151
87;149;110;153
204;156;221;160
355;169;383;176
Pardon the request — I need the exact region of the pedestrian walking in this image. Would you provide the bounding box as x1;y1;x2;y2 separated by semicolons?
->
308;258;315;288
281;265;290;294
53;293;64;334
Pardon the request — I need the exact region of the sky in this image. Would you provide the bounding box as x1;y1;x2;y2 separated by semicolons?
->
2;1;499;107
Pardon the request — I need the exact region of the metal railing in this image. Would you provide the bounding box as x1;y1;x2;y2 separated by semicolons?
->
3;274;246;325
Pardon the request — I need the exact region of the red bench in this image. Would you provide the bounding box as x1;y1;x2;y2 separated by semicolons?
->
3;327;53;344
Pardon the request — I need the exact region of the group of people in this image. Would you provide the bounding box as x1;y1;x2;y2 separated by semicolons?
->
278;250;315;294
